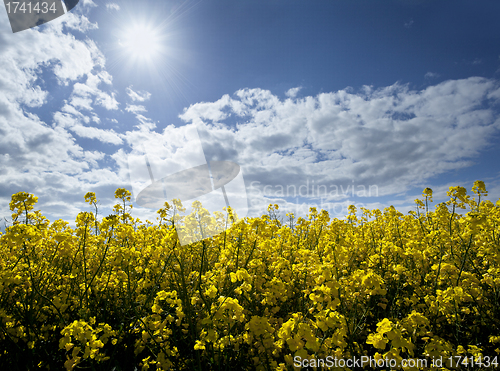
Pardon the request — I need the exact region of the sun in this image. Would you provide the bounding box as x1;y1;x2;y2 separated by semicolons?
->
108;4;191;95
119;21;165;64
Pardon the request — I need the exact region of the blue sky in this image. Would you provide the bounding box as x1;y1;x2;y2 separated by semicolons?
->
1;0;500;229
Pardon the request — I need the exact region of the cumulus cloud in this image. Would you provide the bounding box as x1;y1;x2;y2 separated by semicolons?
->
0;13;126;225
96;92;119;110
81;0;97;8
133;114;157;131
56;12;98;33
180;78;500;216
126;86;152;102
106;3;120;11
67;72;119;111
424;72;440;79
53;111;123;145
71;124;122;145
126;104;147;114
285;87;302;98
123;102;156;131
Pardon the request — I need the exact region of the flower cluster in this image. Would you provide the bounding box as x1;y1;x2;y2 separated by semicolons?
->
0;181;499;370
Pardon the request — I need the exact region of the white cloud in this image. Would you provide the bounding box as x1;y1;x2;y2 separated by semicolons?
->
126;86;152;102
82;0;97;8
70;96;94;111
0;12;127;225
134;114;157;131
95;91;119;110
54;111;123;145
51;71;121;145
285;87;302;98
180;78;500;216
68;72;117;109
70;124;123;145
126;104;147;114
123;100;157;132
55;13;98;33
462;58;483;66
106;3;120;11
424;72;440;79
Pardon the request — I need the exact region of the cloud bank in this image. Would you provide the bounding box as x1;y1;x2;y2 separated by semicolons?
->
179;79;500;215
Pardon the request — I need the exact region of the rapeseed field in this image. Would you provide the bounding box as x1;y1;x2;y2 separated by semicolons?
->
0;181;499;370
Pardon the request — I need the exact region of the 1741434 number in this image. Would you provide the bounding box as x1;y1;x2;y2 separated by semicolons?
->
5;1;57;14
